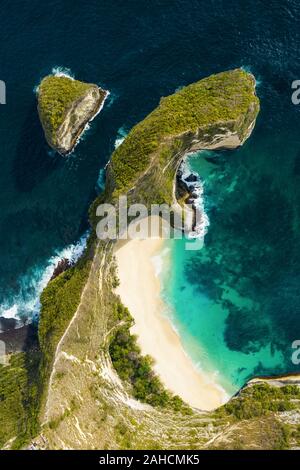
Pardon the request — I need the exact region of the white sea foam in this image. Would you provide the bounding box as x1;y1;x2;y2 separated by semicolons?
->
33;67;75;94
114;126;128;149
96;167;106;192
151;255;163;277
161;291;232;403
241;65;262;87
52;66;75;79
180;154;210;240
213;375;231;404
33;84;39;95
194;361;230;403
151;241;171;278
1;305;19;320
105;91;118;108
174;85;184;93
34;66;75;94
0;231;89;322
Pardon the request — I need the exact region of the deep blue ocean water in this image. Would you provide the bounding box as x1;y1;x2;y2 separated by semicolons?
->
0;0;300;389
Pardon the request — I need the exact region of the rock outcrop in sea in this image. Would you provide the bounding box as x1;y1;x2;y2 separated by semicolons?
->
37;75;107;155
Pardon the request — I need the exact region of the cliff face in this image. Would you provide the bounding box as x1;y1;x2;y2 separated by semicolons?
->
38;75;107;155
102;69;259;211
33;245;300;451
90;69;259;237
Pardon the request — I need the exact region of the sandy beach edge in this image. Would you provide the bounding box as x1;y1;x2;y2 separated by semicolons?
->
114;218;228;411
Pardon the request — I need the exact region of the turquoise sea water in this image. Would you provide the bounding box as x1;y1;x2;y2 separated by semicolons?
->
160;124;300;394
0;0;300;390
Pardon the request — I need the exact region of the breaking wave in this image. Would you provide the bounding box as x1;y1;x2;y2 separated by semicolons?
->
52;66;75;79
180;154;210;240
0;231;89;323
114;126;128;149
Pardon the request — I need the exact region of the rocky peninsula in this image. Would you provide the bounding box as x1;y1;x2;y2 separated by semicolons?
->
96;68;259;245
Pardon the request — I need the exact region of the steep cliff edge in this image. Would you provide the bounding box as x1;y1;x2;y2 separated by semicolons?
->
38;75;107;155
102;68;259;211
5;69;300;451
33;240;300;450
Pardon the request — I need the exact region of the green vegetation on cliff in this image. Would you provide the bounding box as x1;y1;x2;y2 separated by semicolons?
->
108;69;259;200
39;239;94;378
109;302;189;411
0;238;95;450
38;75;96;144
221;383;300;420
0;351;41;449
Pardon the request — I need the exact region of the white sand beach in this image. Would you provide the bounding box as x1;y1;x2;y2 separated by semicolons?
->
114;217;226;411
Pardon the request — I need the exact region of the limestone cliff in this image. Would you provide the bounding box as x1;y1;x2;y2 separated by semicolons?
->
38;75;107;155
103;68;259;210
90;68;259;237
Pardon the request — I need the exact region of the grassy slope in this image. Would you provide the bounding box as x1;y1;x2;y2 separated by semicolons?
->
0;351;41;449
36;248;300;450
38;76;95;145
38;253;92;373
108;69;259;197
0;239;94;449
212;383;300;450
109;301;190;412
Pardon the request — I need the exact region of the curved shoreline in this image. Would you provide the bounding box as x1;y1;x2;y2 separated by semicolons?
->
114;218;227;411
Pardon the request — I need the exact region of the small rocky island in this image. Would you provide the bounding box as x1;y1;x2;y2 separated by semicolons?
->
37;75;107;155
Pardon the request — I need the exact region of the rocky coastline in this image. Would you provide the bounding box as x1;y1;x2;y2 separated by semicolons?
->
176;164;204;235
0;318;37;354
50;257;74;280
